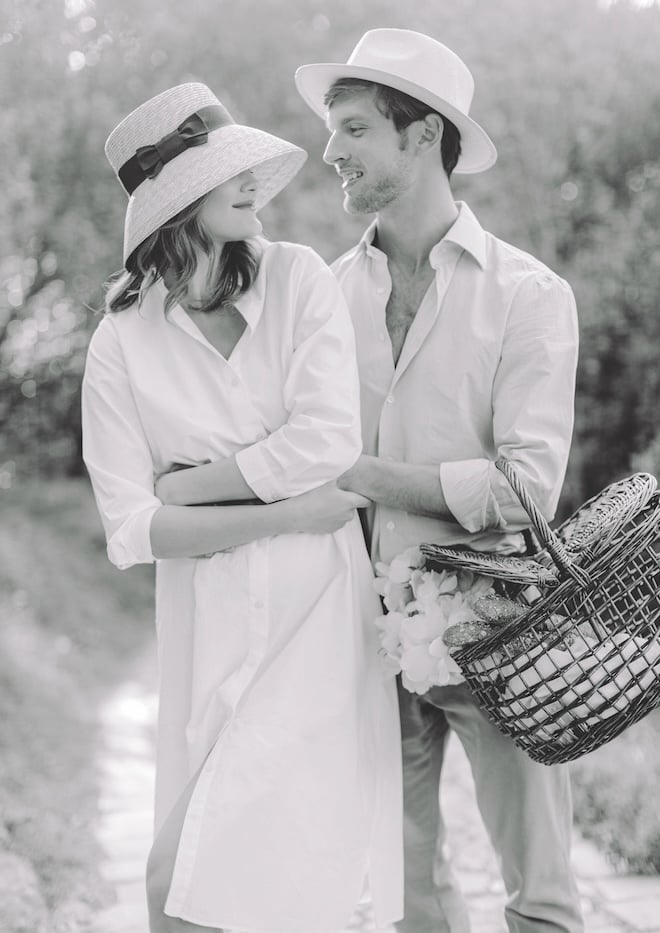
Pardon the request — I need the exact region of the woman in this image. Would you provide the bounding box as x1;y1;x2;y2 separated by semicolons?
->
82;83;402;933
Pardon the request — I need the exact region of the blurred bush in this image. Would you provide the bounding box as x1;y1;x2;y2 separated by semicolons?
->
571;710;660;873
0;479;156;919
2;0;660;511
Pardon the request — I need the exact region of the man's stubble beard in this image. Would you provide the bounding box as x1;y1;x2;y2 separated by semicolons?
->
343;151;414;215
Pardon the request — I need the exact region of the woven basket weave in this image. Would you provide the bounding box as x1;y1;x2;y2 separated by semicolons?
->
422;461;660;765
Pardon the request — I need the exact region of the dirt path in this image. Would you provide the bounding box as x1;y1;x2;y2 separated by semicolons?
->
91;648;660;933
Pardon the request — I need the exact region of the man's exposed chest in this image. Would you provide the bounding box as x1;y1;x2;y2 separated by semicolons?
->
385;266;436;364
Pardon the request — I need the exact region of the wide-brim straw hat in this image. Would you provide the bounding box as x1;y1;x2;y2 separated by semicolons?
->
295;28;496;175
105;83;307;266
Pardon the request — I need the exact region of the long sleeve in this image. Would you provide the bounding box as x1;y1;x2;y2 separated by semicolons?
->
82;316;162;569
440;270;579;532
235;250;362;503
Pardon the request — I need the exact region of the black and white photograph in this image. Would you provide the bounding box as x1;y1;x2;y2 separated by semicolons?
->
1;1;660;932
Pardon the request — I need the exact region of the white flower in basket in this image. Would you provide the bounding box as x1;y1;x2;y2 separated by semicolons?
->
374;547;495;694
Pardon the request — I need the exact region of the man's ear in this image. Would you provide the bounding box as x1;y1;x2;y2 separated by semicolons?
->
416;113;444;152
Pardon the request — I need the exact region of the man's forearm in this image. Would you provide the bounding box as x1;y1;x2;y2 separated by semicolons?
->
339;454;453;520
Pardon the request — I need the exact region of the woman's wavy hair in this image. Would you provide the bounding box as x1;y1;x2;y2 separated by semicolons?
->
105;193;259;314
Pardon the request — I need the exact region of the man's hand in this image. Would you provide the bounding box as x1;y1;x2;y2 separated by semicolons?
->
337;454;372;495
288;483;370;535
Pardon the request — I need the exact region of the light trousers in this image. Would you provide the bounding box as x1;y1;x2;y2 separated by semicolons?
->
396;680;583;933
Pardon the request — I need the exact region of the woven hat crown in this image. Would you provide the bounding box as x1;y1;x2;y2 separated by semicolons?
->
105;83;227;178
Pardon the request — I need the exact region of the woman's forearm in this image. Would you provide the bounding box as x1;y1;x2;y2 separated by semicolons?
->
149;500;292;558
149;483;370;559
156;456;256;506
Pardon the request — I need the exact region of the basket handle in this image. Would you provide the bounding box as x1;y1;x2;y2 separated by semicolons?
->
495;458;592;587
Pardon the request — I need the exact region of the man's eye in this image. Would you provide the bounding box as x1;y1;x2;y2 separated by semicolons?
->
349;126;366;136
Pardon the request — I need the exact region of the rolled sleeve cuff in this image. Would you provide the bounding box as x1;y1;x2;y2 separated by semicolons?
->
440;459;507;534
106;504;160;570
235;444;282;504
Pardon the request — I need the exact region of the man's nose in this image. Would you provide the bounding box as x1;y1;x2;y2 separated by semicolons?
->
323;132;346;165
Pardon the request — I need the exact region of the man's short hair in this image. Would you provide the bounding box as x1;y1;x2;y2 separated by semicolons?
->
324;77;462;177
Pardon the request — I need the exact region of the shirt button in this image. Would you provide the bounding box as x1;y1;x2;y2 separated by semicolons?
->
386;521;395;531
379;333;386;342
254;600;264;610
376;287;386;295
230;377;239;387
386;395;394;404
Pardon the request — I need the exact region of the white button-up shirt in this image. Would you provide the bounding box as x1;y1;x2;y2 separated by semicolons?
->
332;202;579;564
82;240;402;931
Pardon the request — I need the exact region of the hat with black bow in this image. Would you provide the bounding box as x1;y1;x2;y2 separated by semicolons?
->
105;83;307;267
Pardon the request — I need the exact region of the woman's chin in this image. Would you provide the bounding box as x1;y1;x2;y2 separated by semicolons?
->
236;216;263;239
212;216;263;245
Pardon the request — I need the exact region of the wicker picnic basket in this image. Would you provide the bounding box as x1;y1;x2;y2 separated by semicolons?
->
421;460;660;765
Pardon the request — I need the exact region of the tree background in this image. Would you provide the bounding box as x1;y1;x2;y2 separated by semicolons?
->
2;0;660;510
3;2;660;918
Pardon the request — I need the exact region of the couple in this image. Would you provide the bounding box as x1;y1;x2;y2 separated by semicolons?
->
82;28;582;933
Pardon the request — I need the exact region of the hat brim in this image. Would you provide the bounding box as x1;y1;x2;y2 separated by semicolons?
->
294;63;497;175
123;124;307;265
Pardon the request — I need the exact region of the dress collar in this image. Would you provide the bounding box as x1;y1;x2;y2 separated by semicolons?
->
230;238;267;333
144;237;267;333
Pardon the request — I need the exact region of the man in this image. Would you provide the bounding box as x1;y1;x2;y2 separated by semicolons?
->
295;28;583;933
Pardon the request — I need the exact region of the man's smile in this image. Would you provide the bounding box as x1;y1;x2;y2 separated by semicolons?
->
339;169;363;190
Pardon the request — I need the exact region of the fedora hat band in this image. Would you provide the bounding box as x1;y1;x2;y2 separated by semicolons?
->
118;103;234;195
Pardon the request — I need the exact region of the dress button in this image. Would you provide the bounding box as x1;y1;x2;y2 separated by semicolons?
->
386;521;395;531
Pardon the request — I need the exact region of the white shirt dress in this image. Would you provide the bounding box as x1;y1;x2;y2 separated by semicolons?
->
82;241;403;932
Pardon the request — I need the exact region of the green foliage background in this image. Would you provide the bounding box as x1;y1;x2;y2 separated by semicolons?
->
2;0;660;512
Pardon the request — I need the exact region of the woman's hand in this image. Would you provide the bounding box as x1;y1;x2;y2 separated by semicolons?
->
155;461;210;505
287;483;371;535
155;466;189;505
155;471;171;504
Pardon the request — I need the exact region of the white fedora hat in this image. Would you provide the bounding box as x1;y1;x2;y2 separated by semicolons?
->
295;28;496;174
105;83;307;265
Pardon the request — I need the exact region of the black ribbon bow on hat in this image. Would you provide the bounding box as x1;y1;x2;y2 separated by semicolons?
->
117;104;234;196
135;112;209;180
